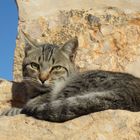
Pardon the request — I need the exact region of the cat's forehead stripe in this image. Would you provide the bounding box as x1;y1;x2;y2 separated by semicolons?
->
48;47;54;61
41;45;56;61
42;45;45;61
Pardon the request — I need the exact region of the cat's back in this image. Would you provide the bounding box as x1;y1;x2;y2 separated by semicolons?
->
66;70;140;93
80;70;140;81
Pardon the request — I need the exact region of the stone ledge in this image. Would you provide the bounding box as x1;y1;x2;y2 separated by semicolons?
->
0;79;140;140
0;110;139;140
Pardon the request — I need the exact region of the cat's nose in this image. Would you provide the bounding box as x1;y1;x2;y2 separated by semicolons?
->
39;73;49;84
39;77;46;84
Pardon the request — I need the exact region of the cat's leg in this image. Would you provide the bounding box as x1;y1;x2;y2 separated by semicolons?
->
12;81;51;103
21;90;137;122
0;93;51;116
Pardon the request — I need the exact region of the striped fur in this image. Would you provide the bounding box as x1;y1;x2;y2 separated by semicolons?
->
1;37;140;122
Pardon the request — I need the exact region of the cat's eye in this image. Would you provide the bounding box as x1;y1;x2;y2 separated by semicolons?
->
30;62;39;70
52;66;62;71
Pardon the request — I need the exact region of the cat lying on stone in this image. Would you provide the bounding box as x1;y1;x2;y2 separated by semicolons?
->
1;33;140;122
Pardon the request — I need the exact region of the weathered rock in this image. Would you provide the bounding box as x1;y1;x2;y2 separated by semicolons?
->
0;80;25;110
0;109;140;140
0;80;140;140
0;80;12;110
0;0;140;140
14;0;140;81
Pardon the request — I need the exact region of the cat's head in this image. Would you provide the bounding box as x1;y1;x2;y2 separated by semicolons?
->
22;32;78;87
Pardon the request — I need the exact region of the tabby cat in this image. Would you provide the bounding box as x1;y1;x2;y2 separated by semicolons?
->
1;33;140;122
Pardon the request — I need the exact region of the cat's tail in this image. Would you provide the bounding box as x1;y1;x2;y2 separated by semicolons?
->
0;107;22;116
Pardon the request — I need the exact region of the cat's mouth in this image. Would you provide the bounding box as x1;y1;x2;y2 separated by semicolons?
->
23;77;54;87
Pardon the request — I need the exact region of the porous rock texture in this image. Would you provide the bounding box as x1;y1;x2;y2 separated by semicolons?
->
0;0;140;140
14;0;140;81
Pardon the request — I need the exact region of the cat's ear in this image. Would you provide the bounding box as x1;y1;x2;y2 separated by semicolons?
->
61;37;78;61
21;30;38;55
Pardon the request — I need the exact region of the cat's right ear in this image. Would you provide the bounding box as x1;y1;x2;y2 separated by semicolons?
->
21;30;38;56
61;37;78;62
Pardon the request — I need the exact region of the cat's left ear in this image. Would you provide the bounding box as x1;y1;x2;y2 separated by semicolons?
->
21;30;39;56
61;37;78;61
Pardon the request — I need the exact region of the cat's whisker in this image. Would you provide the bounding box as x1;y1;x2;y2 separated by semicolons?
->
23;77;40;84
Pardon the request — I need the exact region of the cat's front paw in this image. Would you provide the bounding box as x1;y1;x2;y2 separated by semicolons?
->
21;106;38;116
21;104;46;119
0;107;22;116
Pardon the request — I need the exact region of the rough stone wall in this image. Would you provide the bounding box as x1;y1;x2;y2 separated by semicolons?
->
14;0;140;81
